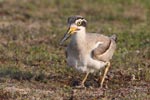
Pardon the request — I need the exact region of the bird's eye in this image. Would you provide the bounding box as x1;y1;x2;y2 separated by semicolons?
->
77;21;82;26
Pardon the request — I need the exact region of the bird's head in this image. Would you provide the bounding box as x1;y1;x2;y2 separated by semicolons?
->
60;15;87;45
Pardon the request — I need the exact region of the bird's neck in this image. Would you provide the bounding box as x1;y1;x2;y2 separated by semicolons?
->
71;28;86;48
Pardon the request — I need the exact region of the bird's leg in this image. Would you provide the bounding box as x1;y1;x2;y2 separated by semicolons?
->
100;62;110;88
81;72;89;86
76;72;89;88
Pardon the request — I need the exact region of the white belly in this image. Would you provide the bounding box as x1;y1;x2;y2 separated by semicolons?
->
67;55;107;73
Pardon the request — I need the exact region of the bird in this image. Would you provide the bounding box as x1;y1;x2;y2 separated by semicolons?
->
60;15;117;88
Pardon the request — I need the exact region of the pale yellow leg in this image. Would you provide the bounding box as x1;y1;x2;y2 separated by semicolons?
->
100;62;110;88
81;72;89;86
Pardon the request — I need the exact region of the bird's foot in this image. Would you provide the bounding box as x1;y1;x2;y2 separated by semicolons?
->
99;81;108;89
74;83;86;89
100;84;103;88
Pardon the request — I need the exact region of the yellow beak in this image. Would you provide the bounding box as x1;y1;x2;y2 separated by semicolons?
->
67;27;78;34
59;26;78;45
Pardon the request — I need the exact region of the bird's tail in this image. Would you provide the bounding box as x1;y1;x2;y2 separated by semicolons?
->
110;34;117;42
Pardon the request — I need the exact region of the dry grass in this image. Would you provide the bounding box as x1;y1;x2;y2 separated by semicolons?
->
0;0;150;99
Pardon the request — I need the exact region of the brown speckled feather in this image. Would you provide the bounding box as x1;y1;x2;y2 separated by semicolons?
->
90;34;117;62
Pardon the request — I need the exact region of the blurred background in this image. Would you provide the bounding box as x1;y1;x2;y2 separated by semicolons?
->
0;0;150;99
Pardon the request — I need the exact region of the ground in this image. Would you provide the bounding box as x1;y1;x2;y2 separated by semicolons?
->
0;0;150;100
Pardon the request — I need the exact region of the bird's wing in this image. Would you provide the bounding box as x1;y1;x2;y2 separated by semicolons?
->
89;34;116;61
91;38;111;56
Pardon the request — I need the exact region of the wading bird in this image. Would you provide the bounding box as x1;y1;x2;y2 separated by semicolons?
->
60;15;116;88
